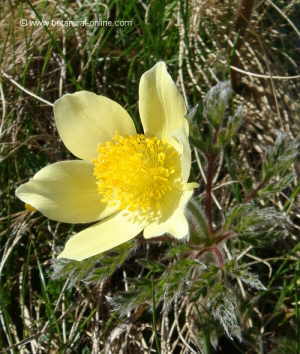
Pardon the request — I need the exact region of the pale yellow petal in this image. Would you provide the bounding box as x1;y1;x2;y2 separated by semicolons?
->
139;62;187;138
143;188;194;239
54;91;136;161
16;160;114;223
139;62;191;181
167;121;191;182
57;213;143;260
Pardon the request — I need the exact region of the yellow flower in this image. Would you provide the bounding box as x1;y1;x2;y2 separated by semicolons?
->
16;62;197;261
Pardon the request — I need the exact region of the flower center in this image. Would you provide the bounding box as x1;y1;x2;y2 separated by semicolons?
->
93;134;182;223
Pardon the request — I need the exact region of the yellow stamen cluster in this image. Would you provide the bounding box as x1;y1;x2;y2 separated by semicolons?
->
93;134;181;223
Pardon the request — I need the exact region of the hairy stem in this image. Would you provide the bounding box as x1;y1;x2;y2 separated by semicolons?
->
205;153;216;235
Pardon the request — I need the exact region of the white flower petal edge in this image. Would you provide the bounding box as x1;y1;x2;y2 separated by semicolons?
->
139;62;191;182
16;160;114;223
143;187;194;239
57;213;143;261
54;91;136;161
